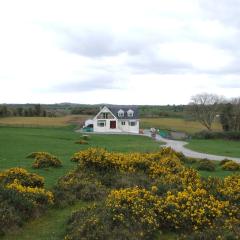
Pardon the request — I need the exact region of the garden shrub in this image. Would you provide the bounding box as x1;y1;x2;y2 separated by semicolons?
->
27;152;62;168
220;159;232;166
82;135;90;140
0;168;53;236
222;161;240;171
61;147;240;239
0;167;44;187
197;159;216;171
53;170;107;206
75;140;88;144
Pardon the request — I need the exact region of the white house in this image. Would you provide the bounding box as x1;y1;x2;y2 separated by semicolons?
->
93;105;139;133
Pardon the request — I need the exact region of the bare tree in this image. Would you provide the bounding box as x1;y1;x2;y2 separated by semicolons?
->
188;93;223;131
231;97;240;131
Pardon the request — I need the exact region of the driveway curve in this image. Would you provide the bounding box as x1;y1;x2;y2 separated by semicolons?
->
144;130;240;163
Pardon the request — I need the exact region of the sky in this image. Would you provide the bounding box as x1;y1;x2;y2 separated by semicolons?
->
0;0;240;105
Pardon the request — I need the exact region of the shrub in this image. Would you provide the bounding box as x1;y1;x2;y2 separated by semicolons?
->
82;135;90;140
53;170;107;206
75;140;88;144
106;187;160;239
197;159;216;171
222;161;240;171
193;130;240;140
0;167;44;188
156;187;228;231
220;159;232;166
28;152;62;169
0;168;53;236
0;200;21;236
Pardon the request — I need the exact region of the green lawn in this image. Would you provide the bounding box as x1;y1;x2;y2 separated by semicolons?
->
187;139;240;158
0;126;161;188
2;201;87;240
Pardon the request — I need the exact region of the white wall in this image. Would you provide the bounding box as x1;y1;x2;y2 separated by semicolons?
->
118;120;139;133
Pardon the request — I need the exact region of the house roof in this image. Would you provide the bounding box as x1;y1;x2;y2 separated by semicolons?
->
105;105;139;119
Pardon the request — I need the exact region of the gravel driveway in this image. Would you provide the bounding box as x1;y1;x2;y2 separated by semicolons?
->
144;130;240;163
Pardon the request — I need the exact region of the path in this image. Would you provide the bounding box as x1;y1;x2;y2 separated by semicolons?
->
144;130;240;163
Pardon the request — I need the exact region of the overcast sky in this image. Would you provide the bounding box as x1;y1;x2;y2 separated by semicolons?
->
0;0;239;105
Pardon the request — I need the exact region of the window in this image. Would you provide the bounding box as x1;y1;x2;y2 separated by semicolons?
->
121;121;126;125
118;109;124;117
129;121;136;126
127;109;134;117
97;120;106;127
102;113;108;119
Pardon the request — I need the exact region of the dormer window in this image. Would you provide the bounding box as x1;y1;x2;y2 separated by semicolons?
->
127;109;134;117
118;109;124;117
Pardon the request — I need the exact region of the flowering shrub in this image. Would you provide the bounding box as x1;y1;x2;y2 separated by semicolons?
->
6;179;53;205
75;140;88;144
220;159;232;166
106;187;159;239
54;170;107;206
0;167;44;187
157;186;228;231
71;147;184;174
0;168;53;236
27;152;62;168
197;159;216;171
222;161;240;171
63;148;240;239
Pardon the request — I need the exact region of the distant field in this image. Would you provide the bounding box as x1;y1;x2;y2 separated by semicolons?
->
140;118;222;134
0;115;90;127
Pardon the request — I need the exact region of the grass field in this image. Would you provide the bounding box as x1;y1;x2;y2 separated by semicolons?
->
0;115;90;127
0;126;161;188
187;139;240;158
140;117;222;134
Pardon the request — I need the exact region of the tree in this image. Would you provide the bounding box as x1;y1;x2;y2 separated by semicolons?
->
220;103;234;131
188;93;223;131
34;104;42;116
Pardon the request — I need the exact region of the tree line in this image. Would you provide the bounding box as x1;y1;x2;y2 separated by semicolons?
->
0;104;56;117
188;93;240;132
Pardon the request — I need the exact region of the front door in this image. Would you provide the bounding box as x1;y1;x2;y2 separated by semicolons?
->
110;121;116;129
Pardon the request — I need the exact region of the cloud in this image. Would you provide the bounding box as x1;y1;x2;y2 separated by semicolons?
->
52;75;124;93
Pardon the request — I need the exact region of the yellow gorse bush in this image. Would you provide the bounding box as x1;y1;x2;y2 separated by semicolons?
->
0;167;44;187
71;147;184;174
106;186;230;232
27;151;62;168
6;179;54;205
106;187;160;237
157;186;229;231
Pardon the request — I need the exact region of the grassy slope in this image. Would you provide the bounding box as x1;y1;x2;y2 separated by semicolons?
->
0;126;161;188
187;139;240;158
140;118;222;134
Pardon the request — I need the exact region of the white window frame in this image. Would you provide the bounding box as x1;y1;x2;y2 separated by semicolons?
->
127;109;134;117
118;109;124;118
121;121;126;125
97;120;106;127
129;121;136;126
